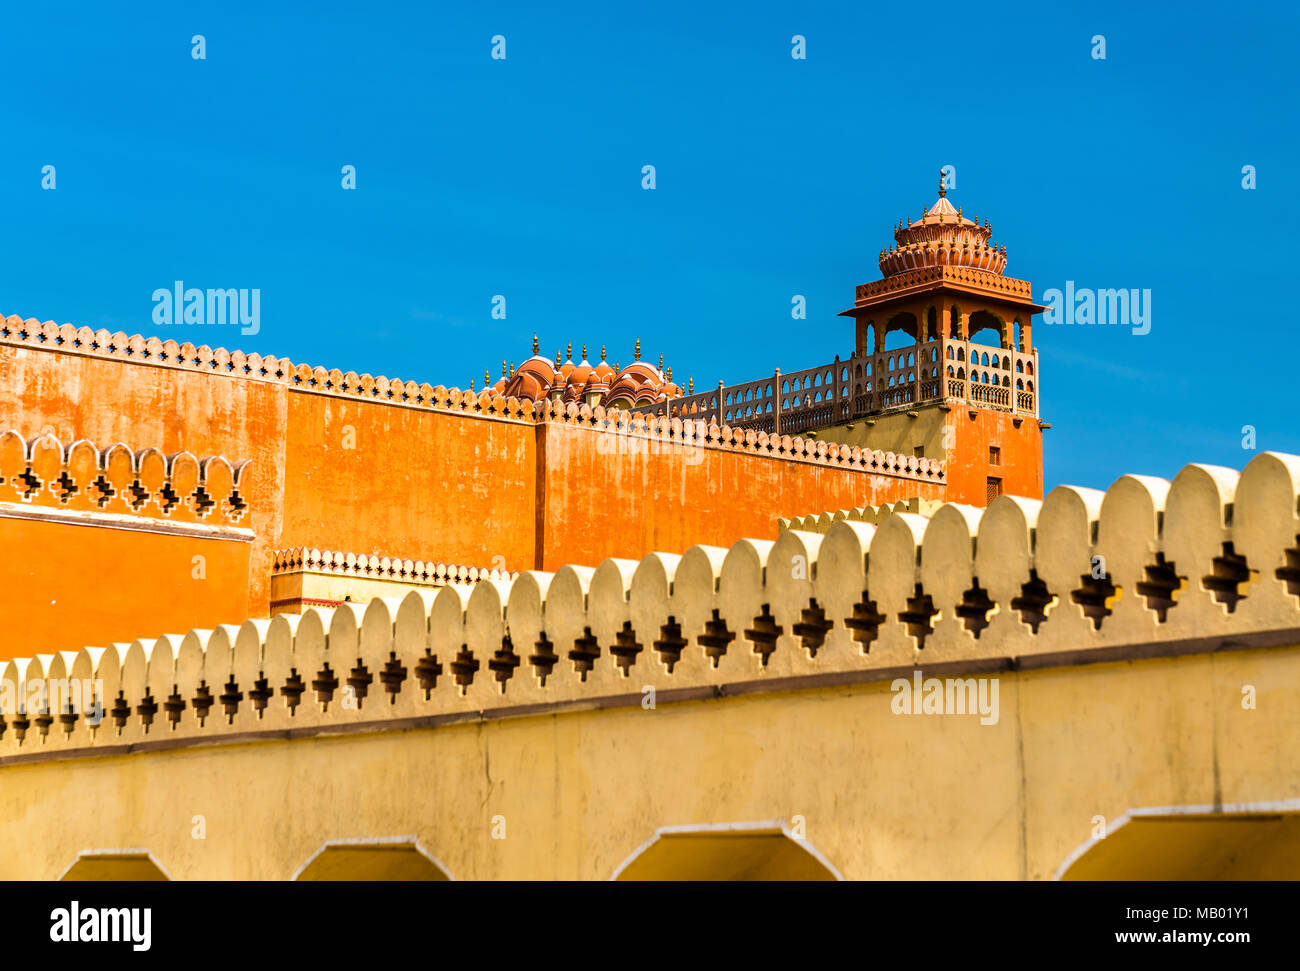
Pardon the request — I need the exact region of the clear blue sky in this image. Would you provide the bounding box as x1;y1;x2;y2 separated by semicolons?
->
2;0;1296;491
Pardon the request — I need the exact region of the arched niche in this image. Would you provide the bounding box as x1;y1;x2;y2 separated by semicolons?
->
611;823;841;881
293;838;452;881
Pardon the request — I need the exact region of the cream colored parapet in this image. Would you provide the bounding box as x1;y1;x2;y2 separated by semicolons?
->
0;315;944;485
269;548;517;614
778;497;943;534
2;451;1299;759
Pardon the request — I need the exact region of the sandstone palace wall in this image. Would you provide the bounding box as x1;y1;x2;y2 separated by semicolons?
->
0;317;943;654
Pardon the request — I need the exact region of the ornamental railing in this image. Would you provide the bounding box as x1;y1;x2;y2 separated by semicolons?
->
630;341;1038;435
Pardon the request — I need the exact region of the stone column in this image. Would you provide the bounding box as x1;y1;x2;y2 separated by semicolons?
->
772;369;782;436
831;356;841;420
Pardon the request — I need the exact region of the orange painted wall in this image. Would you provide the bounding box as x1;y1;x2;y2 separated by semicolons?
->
0;517;249;659
1;340;944;637
0;344;287;611
535;422;943;569
277;392;537;574
0;345;539;616
943;408;1042;502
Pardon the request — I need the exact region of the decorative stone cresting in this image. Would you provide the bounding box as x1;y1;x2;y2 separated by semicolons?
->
0;316;943;484
6;450;1296;758
0;429;250;526
272;548;516;586
779;497;944;533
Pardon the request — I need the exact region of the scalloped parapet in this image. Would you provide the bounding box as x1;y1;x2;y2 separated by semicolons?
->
0;315;945;485
2;451;1297;758
778;497;944;533
0;428;251;527
271;548;516;585
269;548;521;615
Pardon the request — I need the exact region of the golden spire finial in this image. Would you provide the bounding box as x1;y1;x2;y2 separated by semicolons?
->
501;360;507;377
600;344;607;361
470;378;476;391
581;343;588;361
666;366;673;381
634;338;641;362
555;347;562;366
509;360;515;376
658;353;664;372
532;333;539;355
957;205;963;220
485;368;490;386
938;167;947;198
688;375;695;394
566;340;572;361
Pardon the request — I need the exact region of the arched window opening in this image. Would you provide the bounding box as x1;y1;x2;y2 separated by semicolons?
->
967;309;1004;348
883;311;919;350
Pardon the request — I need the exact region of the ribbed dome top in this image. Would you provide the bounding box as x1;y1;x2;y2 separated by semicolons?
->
879;170;1007;278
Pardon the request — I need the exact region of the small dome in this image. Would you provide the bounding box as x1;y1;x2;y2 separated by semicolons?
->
503;355;558;401
561;345;597;402
488;338;676;409
879;169;1007;278
606;361;666;407
593;345;616;383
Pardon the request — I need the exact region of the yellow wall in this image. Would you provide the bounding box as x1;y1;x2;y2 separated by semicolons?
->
0;644;1297;880
2;448;1298;880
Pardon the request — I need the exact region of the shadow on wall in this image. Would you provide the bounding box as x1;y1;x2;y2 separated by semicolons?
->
292;838;452;881
60;851;170;881
611;823;842;881
1058;806;1300;880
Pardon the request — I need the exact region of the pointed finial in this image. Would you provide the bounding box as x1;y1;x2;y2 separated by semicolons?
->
470;378;476;391
938;167;947;198
615;361;621;371
566;340;572;361
581;343;588;361
502;360;507;377
667;366;673;381
556;347;562;366
688;375;695;394
485;368;491;386
957;205;963;220
634;338;641;362
532;333;539;355
509;360;515;376
600;344;607;361
658;353;664;372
